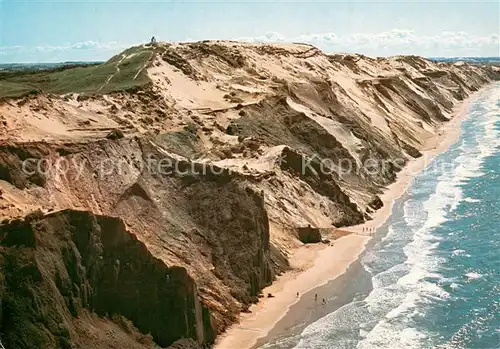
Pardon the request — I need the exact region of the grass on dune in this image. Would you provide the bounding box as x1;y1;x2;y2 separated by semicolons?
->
0;45;154;99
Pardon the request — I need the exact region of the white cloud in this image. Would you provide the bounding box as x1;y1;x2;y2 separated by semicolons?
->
0;41;131;55
1;30;498;63
0;41;136;63
237;29;499;56
0;45;25;53
239;31;286;43
35;41;129;52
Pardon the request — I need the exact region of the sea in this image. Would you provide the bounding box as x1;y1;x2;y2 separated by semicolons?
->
262;82;500;349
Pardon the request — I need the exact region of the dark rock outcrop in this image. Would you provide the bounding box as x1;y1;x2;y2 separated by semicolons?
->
0;210;214;349
106;129;125;140
297;225;322;243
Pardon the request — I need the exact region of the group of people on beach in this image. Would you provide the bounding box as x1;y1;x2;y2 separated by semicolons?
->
315;293;327;306
362;227;375;233
296;292;327;306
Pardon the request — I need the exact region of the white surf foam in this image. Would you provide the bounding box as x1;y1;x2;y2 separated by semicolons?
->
463;197;480;203
465;272;482;280
452;249;466;256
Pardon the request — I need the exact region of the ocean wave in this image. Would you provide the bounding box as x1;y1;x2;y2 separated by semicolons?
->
451;249;466;256
437;300;500;348
293;300;374;349
463;197;480;203
357;323;427;349
371;263;408;289
465;272;482;280
354;84;500;349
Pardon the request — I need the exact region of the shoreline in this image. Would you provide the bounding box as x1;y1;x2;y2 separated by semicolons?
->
214;87;487;349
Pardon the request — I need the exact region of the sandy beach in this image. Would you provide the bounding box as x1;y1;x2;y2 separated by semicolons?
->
214;87;486;349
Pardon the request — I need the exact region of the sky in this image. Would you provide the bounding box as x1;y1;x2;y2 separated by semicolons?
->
1;0;499;63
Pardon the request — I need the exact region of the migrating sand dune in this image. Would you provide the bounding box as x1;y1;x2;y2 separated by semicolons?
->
0;41;498;349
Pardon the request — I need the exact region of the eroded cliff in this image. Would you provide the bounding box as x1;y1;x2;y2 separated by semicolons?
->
0;210;213;348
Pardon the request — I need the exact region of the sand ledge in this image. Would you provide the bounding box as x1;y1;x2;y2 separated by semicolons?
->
214;86;489;349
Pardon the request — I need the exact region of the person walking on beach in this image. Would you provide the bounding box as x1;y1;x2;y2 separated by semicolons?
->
296;292;299;298
322;298;326;306
315;293;318;302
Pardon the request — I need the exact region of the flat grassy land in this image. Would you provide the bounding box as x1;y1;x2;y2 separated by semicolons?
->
0;45;155;99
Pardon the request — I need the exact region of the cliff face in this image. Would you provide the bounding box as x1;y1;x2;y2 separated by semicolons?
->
0;41;498;348
0;137;277;348
0;210;213;348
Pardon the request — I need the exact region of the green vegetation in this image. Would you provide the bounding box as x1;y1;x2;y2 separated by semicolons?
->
154;124;202;158
0;45;155;99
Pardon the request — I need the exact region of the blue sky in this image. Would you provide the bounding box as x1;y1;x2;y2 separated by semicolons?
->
1;0;499;63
